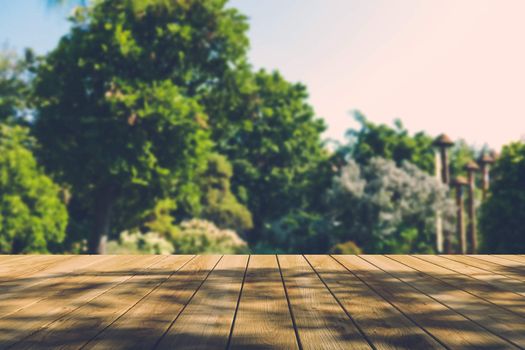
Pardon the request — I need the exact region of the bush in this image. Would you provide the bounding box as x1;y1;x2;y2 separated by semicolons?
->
173;219;248;254
200;154;253;234
329;157;454;253
329;241;362;254
106;230;174;254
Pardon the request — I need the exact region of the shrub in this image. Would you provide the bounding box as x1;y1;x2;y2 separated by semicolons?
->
329;241;362;254
173;219;248;254
106;230;174;255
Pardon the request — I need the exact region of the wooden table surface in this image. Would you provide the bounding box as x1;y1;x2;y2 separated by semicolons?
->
1;254;525;349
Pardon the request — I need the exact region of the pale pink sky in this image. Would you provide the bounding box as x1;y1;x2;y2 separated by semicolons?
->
231;0;525;150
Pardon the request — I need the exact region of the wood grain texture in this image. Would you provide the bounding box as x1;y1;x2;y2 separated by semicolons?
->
0;255;75;282
376;255;525;348
0;255;116;319
2;255;525;349
229;255;299;350
306;255;443;350
279;255;372;350
413;255;525;318
81;255;220;350
492;255;525;264
426;255;525;296
473;255;525;272
3;255;164;349
334;255;515;349
155;255;248;350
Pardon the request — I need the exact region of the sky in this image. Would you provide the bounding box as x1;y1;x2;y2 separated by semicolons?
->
2;0;525;150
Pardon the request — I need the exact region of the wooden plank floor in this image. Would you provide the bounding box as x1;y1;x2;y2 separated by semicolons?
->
0;255;524;349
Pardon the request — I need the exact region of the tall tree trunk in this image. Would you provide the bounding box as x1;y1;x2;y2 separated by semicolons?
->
88;187;116;254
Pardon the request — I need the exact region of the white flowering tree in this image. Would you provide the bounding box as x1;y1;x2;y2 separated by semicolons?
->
329;157;455;253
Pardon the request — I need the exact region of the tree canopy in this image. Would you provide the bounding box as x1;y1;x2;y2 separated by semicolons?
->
1;0;518;255
0;125;68;253
341;112;436;173
480;141;525;253
32;0;251;252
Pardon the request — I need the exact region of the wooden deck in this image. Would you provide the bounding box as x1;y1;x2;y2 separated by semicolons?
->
1;255;525;349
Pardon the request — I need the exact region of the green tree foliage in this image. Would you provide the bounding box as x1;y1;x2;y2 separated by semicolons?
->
0;49;30;125
199;153;253;233
257;210;333;253
328;157;454;253
449;139;477;177
0;125;68;253
31;0;331;253
342;112;435;173
211;70;330;245
32;0;255;252
480;141;525;253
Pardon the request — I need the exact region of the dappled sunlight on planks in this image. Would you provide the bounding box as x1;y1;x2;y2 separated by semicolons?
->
0;255;523;349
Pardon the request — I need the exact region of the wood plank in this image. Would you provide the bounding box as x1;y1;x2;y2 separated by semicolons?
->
155;255;248;349
229;255;300;350
0;255;114;317
278;255;372;350
473;255;525;273
79;255;221;350
1;255;164;349
0;255;75;282
415;255;525;318
493;255;525;264
375;255;525;348
430;255;525;295
334;255;515;349
0;255;32;265
306;255;443;350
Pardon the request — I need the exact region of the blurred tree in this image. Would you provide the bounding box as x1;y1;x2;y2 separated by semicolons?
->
256;210;333;253
0;124;68;253
342;111;435;173
199;153;253;234
480;141;525;253
209;70;330;245
31;0;253;253
449;139;477;178
328;157;455;253
0;49;31;125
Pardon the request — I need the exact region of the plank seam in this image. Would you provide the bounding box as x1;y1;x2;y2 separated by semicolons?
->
303;255;376;350
470;255;525;271
0;255;133;320
409;255;525;319
441;255;522;278
225;255;251;350
380;255;524;349
6;255;172;350
330;255;450;350
435;255;525;296
151;255;224;350
78;255;197;350
276;255;303;350
0;255;85;284
488;255;525;264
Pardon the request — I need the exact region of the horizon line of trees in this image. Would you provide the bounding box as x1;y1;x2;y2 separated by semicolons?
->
1;0;524;254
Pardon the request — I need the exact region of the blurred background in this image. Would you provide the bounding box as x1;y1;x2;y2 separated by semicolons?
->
0;0;524;255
